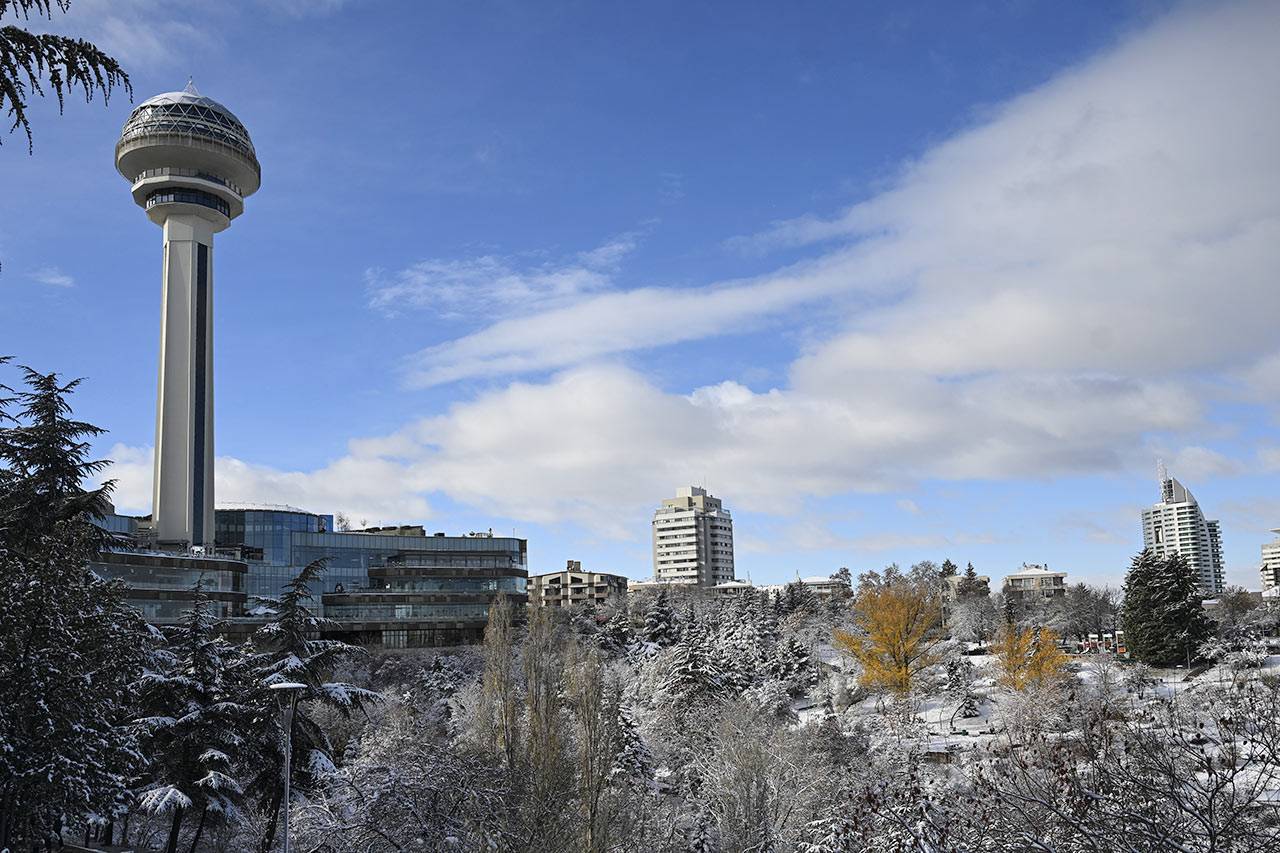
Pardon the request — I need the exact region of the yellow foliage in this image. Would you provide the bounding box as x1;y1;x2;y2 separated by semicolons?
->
993;625;1068;691
834;582;940;696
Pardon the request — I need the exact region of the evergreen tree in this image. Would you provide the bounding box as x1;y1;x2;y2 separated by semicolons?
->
683;802;721;853
940;559;959;578
0;364;150;847
242;560;375;853
954;562;989;600
599;606;634;653
609;703;655;792
1121;549;1212;666
662;624;723;702
643;588;679;646
135;583;249;853
0;0;132;151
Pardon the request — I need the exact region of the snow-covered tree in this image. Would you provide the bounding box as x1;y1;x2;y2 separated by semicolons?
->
662;624;723;703
134;583;249;853
241;559;375;853
798;808;858;853
0;364;151;848
1122;549;1212;666
643;589;679;646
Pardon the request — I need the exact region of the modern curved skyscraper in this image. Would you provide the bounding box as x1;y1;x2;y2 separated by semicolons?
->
1141;466;1225;596
115;82;261;546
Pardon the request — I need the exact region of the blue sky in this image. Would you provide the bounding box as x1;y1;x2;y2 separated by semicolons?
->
2;0;1278;588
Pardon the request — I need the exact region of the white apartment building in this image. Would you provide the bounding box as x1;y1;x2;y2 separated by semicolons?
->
1261;527;1280;593
528;561;628;608
652;486;735;587
1141;469;1225;596
1001;564;1068;601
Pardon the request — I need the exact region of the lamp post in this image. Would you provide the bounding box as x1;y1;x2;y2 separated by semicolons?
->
269;682;307;853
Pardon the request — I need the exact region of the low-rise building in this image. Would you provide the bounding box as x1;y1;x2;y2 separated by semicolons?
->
1261;527;1280;593
1001;564;1068;600
528;561;628;608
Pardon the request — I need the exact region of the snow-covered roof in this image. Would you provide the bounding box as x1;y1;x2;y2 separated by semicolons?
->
1004;563;1067;579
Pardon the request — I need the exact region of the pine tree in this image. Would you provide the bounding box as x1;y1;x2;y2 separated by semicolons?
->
0;364;150;847
662;624;723;702
1121;549;1212;666
0;0;131;151
599;606;634;653
683;802;720;853
940;559;959;578
643;589;678;646
135;582;249;853
610;703;655;792
242;560;375;853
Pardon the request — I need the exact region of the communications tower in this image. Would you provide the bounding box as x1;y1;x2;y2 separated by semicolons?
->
115;82;260;546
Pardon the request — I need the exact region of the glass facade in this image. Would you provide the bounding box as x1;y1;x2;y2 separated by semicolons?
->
146;188;230;217
95;513;139;537
206;509;530;646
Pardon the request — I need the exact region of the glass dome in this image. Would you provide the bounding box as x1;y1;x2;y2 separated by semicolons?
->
118;83;258;166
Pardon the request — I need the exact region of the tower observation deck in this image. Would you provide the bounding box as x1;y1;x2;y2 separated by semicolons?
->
115;82;260;546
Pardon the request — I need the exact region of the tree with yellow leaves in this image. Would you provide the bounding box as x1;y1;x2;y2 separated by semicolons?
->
834;575;941;697
993;625;1068;691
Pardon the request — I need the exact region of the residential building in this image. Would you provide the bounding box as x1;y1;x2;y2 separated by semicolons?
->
652;486;735;586
1261;527;1280;593
1002;564;1068;600
528;561;628;608
941;572;990;604
1141;467;1225;595
711;580;757;597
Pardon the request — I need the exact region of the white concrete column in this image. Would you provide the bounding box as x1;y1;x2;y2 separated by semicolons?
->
153;214;216;545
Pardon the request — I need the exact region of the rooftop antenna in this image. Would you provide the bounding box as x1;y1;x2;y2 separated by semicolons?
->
184;77;199;96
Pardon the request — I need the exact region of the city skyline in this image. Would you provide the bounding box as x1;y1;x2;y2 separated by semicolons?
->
3;0;1279;587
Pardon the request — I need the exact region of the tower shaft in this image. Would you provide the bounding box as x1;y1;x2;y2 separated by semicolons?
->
153;214;215;545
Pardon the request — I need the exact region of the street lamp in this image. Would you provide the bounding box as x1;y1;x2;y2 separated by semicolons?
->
269;682;307;853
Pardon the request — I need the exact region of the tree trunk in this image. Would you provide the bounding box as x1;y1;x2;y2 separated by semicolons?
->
187;807;208;853
258;787;282;853
165;806;185;853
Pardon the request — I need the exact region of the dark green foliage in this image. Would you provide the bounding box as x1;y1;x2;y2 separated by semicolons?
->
1;1;131;151
1121;549;1212;666
643;588;679;646
135;583;250;853
939;559;958;578
242;559;375;853
0;361;150;848
954;562;989;600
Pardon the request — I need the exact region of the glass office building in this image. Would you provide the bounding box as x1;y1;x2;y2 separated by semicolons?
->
213;507;527;646
89;550;248;623
214;505;333;599
323;545;528;647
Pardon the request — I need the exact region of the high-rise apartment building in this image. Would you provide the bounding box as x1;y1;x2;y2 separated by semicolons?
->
652;486;735;586
1261;527;1280;593
1141;467;1225;596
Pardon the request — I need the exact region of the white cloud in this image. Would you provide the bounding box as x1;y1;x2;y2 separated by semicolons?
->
896;498;921;515
406;0;1280;391
101;443;430;527
101;0;1280;539
366;233;640;319
29;266;74;287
